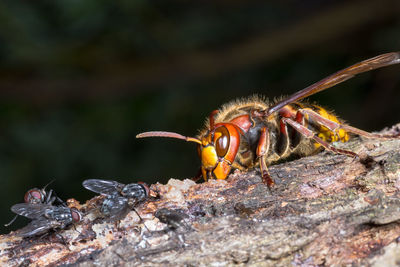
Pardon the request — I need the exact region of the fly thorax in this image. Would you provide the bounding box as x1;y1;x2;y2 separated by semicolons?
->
121;184;146;201
47;207;72;223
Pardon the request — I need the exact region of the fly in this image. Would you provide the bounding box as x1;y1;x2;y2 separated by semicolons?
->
82;179;149;222
10;203;82;237
5;182;65;227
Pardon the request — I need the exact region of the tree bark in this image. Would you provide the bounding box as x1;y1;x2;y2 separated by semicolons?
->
1;124;400;267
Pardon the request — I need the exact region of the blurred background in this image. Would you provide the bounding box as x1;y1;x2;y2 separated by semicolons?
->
1;0;399;233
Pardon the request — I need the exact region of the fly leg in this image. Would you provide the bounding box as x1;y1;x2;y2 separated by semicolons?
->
282;118;358;157
131;207;152;247
132;208;150;232
53;232;70;249
256;127;274;187
299;109;400;139
45;188;66;206
4;214;19;227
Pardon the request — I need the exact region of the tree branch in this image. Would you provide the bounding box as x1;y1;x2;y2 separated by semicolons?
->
1;124;400;266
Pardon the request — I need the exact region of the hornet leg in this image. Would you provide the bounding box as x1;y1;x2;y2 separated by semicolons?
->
256;127;274;187
299;109;400;139
282;118;358;157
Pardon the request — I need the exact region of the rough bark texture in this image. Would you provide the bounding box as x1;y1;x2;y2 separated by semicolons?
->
1;124;400;267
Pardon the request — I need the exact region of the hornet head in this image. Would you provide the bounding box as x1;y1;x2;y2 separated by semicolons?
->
136;110;242;181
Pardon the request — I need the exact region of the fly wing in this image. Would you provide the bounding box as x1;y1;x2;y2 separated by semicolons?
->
101;194;129;222
82;179;124;196
11;203;52;219
106;205;129;222
17;217;57;237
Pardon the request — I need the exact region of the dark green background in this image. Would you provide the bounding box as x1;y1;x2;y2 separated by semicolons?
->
1;0;399;233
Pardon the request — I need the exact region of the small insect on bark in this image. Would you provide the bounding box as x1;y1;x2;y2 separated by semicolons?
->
10;203;82;237
82;179;149;222
5;182;65;227
155;208;190;231
137;52;400;187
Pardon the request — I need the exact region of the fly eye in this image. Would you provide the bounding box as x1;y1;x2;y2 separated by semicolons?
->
24;189;44;204
214;126;230;157
70;208;82;222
